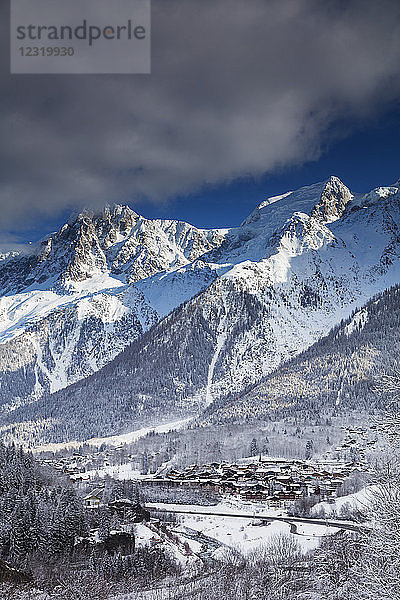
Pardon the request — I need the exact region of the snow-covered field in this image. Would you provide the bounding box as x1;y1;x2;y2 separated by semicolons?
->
80;463;142;481
311;485;376;517
33;417;192;454
176;514;323;553
148;499;340;553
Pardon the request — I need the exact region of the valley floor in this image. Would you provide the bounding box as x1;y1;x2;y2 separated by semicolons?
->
147;498;342;553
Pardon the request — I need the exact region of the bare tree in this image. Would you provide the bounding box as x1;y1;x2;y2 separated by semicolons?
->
348;371;400;600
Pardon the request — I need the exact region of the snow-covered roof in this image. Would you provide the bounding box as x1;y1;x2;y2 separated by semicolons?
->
84;487;103;500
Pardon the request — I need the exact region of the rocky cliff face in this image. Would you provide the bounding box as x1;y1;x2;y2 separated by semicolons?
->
310;175;353;223
0;206;226;409
0;205;225;294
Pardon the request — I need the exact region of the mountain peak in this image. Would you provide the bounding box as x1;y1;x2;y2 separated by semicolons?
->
326;174;343;184
99;203;139;220
70;203;139;225
311;176;352;223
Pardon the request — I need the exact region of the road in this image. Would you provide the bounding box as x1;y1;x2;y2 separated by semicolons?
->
147;504;366;532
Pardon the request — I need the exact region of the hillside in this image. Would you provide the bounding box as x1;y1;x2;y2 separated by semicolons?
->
200;284;400;425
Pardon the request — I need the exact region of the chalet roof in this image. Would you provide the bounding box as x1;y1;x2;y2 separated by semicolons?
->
108;498;133;506
84;488;103;501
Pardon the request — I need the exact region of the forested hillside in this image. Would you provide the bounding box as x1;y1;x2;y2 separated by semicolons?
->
201;284;400;425
0;444;178;597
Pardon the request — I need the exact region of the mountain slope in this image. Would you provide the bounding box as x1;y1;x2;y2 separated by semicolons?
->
129;176;400;407
199;282;400;426
3;176;400;445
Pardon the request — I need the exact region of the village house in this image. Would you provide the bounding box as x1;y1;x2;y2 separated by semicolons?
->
84;487;103;509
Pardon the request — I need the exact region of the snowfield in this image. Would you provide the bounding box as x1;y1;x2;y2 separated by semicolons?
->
147;500;341;553
311;485;377;517
0;273;127;344
32;417;192;454
175;514;324;553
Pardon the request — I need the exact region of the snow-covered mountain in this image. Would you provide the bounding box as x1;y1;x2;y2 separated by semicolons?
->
123;175;400;409
0;206;226;406
2;175;400;445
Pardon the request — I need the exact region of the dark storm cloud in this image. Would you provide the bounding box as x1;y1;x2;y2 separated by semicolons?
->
1;0;400;235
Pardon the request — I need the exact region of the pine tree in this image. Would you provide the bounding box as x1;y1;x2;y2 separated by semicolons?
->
250;438;258;456
305;440;313;460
